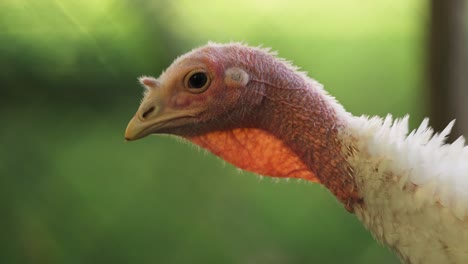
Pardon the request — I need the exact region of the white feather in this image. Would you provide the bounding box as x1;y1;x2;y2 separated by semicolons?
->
344;115;468;264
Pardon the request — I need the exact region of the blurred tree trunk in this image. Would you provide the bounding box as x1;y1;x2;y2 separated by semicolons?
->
428;0;467;139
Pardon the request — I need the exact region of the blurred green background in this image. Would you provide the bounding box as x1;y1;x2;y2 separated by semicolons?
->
0;0;433;263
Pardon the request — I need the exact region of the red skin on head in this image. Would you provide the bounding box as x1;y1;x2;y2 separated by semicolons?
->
129;43;362;212
179;44;362;212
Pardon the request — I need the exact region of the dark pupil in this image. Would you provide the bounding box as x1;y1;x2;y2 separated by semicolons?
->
188;72;207;88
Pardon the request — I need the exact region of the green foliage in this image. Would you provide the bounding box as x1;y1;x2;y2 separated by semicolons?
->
1;0;426;263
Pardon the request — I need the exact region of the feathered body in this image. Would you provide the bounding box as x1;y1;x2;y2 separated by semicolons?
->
125;43;468;264
347;115;468;263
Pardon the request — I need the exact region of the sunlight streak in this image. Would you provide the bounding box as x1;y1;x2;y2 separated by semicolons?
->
52;0;116;75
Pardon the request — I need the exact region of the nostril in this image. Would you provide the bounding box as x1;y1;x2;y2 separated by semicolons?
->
142;106;155;119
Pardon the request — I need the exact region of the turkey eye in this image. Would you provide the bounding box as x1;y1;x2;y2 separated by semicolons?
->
188;72;207;88
186;71;210;92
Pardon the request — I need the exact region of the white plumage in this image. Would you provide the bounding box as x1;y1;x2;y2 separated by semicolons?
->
344;114;468;263
305;75;468;263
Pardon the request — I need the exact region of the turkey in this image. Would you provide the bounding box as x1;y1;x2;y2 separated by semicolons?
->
125;43;468;264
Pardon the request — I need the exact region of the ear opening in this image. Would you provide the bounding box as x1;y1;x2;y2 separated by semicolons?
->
224;67;249;88
139;76;159;90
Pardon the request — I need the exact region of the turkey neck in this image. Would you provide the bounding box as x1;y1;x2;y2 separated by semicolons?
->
252;74;362;211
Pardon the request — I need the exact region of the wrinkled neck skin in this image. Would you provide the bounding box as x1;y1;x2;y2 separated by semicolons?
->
187;48;362;211
248;68;362;211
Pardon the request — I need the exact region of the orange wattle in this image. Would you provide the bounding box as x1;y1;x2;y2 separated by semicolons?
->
189;128;319;182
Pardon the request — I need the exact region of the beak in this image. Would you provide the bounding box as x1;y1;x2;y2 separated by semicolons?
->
125;101;164;141
125;104;198;141
125;114;150;141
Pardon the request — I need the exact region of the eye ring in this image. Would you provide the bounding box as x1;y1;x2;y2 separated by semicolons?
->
184;70;210;93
